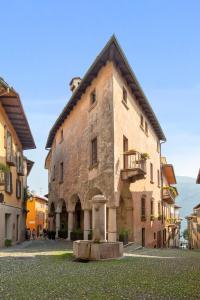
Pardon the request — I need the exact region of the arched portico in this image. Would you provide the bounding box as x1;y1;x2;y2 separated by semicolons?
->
55;199;67;238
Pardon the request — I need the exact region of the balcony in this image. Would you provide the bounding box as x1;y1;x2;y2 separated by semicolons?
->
6;151;16;166
163;186;178;204
121;150;147;182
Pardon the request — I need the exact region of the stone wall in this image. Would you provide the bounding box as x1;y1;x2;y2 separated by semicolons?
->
49;62;115;212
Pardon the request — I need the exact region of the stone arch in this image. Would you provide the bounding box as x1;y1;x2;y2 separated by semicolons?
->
84;187;104;210
68;193;82;212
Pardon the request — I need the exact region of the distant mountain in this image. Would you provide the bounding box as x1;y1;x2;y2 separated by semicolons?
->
175;176;200;232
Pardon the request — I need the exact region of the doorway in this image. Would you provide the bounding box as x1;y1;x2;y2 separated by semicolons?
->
142;227;145;247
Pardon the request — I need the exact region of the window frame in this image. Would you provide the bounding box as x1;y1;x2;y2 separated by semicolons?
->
59;162;64;184
122;87;127;104
16;179;21;199
141;196;146;221
90;89;96;106
91;137;98;167
150;163;154;183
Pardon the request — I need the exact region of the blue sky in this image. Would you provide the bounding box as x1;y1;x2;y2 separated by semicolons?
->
1;1;200;194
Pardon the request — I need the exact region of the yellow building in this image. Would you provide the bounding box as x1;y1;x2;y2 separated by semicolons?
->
26;194;48;237
161;157;181;247
0;78;35;247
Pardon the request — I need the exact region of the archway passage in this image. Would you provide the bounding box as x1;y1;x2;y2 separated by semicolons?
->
49;202;56;231
74;199;83;231
59;201;68;238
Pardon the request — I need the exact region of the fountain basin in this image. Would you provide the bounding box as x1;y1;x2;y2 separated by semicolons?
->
73;240;123;260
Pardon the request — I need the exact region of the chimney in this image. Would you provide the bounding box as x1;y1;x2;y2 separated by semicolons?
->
69;77;81;92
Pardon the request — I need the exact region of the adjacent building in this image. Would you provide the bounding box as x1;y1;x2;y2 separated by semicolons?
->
45;36;179;247
186;204;200;249
161;157;181;247
26;194;48;236
0;78;35;247
186;171;200;249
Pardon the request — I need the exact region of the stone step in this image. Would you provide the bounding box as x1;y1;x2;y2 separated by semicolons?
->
124;242;143;252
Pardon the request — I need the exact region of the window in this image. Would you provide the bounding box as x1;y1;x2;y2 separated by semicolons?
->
145;121;148;135
16;179;21;199
157;170;160;187
60;162;64;183
52;165;55;181
141;197;146;221
60;129;64;143
123;136;128;169
91;137;98;166
5;172;12;193
122;87;127;104
150;163;154;183
90;90;96;106
140;115;144;128
4;126;7;149
150;199;154;220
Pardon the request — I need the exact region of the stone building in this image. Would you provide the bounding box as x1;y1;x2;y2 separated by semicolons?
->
0;78;35;247
186;204;200;249
45;36;177;247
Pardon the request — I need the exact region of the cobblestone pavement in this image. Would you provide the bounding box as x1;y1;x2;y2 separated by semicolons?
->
0;239;73;257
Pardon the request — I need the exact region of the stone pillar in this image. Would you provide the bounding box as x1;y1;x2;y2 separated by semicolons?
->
55;212;60;238
92;195;107;242
84;209;90;240
108;207;117;242
67;211;74;240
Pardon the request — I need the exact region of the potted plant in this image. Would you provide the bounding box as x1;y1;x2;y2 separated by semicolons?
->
48;230;56;240
140;153;150;160
150;215;155;221
5;239;12;247
70;228;83;241
119;228;129;245
88;230;92;240
58;229;68;239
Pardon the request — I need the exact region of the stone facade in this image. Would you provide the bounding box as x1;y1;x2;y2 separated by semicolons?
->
187;204;200;249
45;36;178;247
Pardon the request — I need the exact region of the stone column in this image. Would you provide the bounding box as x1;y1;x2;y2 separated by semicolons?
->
92;195;107;242
67;211;74;240
108;207;117;242
84;209;90;240
55;212;60;238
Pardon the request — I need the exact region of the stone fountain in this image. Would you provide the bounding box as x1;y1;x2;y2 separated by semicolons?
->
73;195;123;260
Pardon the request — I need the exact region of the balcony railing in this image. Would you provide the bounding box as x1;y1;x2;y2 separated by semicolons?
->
121;150;147;182
163;186;177;204
6;151;16;166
